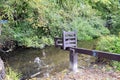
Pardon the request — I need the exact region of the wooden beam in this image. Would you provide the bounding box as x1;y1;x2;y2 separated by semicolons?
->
70;47;120;61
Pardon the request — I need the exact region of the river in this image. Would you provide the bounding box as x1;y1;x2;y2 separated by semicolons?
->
5;39;98;79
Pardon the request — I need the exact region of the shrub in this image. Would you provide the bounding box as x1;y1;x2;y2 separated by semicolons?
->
0;0;110;48
96;36;120;70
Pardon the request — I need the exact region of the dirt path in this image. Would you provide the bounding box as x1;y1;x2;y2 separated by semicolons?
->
35;63;120;80
39;68;120;80
29;56;120;80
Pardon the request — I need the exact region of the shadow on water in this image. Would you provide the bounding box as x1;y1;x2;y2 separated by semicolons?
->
4;39;98;79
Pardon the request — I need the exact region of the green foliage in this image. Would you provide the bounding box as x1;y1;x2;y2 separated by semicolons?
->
96;36;120;70
0;0;53;48
112;61;120;71
44;0;110;40
111;10;120;34
88;0;120;34
97;36;120;53
70;17;109;40
0;24;14;43
6;66;21;80
0;0;112;48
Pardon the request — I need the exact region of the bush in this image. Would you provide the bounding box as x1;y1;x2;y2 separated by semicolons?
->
96;36;120;70
0;0;110;48
70;17;109;40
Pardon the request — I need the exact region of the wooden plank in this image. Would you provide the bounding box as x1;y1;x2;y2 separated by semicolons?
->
65;42;76;45
65;36;76;39
70;47;120;61
65;35;76;37
57;43;62;46
65;40;76;44
64;32;76;35
66;44;77;47
54;37;62;40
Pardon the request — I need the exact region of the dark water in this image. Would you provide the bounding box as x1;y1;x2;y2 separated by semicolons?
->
5;39;98;78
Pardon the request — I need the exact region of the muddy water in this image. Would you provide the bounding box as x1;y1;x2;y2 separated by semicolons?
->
6;39;97;78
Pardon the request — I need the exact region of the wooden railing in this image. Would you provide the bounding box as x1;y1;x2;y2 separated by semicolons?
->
54;31;77;49
69;47;120;72
54;31;120;72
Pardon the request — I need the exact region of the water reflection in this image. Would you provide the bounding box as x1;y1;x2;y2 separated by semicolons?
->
5;40;98;78
6;46;69;78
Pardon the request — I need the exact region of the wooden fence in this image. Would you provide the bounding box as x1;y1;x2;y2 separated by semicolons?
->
54;31;120;72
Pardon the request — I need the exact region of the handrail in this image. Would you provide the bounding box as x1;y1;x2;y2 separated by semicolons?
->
70;47;120;61
54;31;120;72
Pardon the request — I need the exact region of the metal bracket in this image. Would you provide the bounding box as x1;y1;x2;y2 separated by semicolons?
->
92;50;97;57
70;48;75;52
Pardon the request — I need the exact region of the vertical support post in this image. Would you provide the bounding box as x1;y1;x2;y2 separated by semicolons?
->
69;48;78;72
0;24;2;35
75;31;77;48
54;38;57;47
62;31;66;50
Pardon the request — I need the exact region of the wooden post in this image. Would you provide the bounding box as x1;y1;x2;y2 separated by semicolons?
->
54;38;58;47
0;24;2;35
69;48;78;72
62;31;66;50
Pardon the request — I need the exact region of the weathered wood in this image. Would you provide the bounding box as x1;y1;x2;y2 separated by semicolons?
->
0;58;5;80
64;36;76;39
70;47;120;61
68;47;120;72
63;31;77;50
30;71;43;78
69;48;78;72
65;44;76;47
54;31;77;50
65;40;76;43
54;37;62;47
54;31;120;72
64;31;76;35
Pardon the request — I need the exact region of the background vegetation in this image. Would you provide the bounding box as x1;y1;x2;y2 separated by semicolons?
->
96;35;120;71
1;0;119;48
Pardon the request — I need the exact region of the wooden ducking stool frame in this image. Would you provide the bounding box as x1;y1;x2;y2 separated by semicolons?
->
54;31;120;72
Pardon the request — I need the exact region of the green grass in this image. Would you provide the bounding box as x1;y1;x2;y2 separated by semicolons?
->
6;66;21;80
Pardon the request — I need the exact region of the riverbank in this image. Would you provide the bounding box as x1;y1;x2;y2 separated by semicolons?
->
35;63;120;80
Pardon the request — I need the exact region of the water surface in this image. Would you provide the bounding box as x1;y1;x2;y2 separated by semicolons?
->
6;39;98;78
